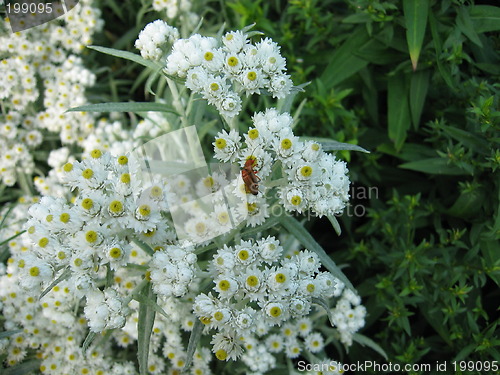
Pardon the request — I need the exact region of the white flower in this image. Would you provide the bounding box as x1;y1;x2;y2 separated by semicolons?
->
222;30;248;53
135;20;179;61
213;129;241;163
304;332;325;353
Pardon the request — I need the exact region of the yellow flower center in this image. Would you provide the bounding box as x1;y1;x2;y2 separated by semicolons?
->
238;250;249;260
291;195;302;206
204;51;213;61
248;129;259;140
300;166;313;177
270;306;282;317
281;138;292;150
275;273;286;283
109;200;123;213
227;56;239;67
85;231;97;243
215;138;226;149
81;198;93;210
218;280;230;291
63;163;73;172
82;169;94;179
215;349;227;361
29;267;39;277
247;71;257;81
109;247;122;259
118;155;128;165
246;275;259;287
90;149;102;158
120;173;131;184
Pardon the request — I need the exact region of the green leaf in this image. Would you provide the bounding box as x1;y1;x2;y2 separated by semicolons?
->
183;319;203;371
428;12;456;90
278;215;355;292
399;158;468;175
409;70;430;130
2;360;42;375
446;189;484;218
300;137;370;153
352;333;388;360
39;267;71;300
403;0;429;70
311;297;335;327
320;28;372;88
440;124;490;154
327;215;342;236
133;293;170;319
470;5;500;33
0;329;22;339
132;239;155;257
388;73;411;152
0;230;25;247
66;102;178;114
87;45;158;69
82;331;96;354
0;204;14;230
456;6;483;47
137;283;156;375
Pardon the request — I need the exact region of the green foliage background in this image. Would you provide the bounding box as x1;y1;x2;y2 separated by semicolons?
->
218;0;500;371
85;0;500;372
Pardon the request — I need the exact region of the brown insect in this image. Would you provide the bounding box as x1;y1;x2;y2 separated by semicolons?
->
241;154;260;195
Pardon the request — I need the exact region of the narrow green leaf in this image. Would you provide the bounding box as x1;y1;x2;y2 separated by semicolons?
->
82;331;96;354
0;204;14;230
183;319;203;371
428;12;456;90
327;215;342;236
453;343;477;361
87;45;158;69
312;297;335;327
40;267;71;300
278;215;355;292
133;293;170;319
277;82;309;114
403;0;429;70
0;230;25;247
440;124;490;154
456;6;483;47
399;158;468;175
138;283;156;375
0;329;22;339
2;359;42;375
352;333;388;360
388;73;411;152
66;102;178;114
320;28;372;88
470;5;500;33
409;70;430;130
300;137;370;153
446;189;483;219
132;239;155;257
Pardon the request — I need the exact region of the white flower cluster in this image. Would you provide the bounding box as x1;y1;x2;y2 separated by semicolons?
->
153;0;196;20
20;152;175;328
0;0;103;186
0;200;136;373
193;237;340;360
135;22;293;117
135;20;179;61
213;108;351;217
331;288;366;346
149;242;197;298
